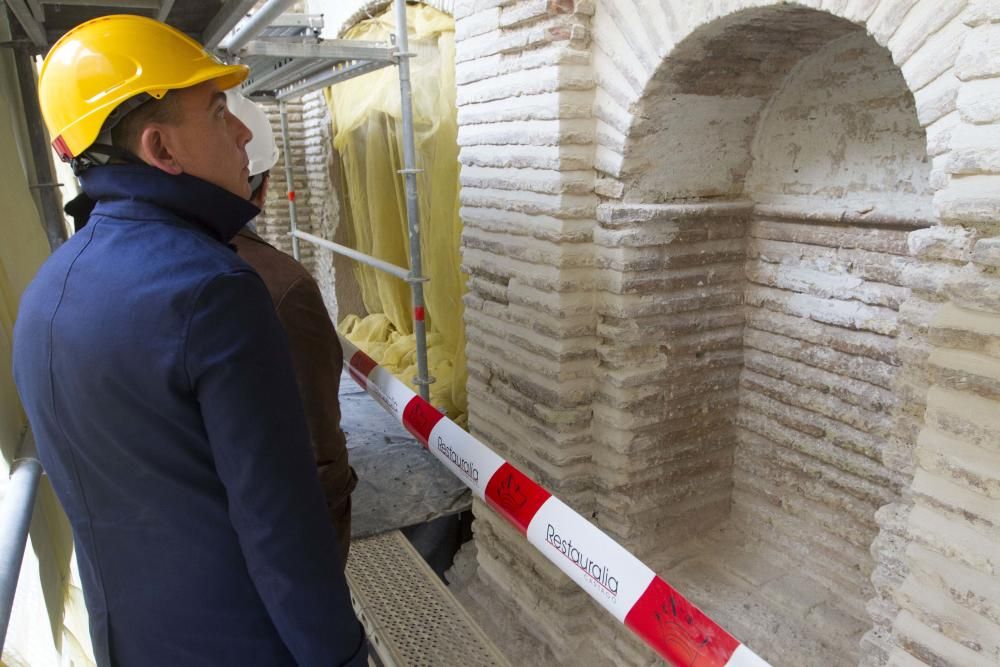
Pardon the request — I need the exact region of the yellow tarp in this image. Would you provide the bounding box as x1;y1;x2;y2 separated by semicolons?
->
328;4;466;426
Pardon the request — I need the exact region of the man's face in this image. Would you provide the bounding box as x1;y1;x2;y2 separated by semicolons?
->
159;80;252;198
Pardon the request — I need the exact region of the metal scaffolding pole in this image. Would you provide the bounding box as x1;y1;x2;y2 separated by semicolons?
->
0;434;43;650
393;0;432;402
239;12;462;659
234;1;435;402
219;0;296;52
277;101;300;262
203;0;259;49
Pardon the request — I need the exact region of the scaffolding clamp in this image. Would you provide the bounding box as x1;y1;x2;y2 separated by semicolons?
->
389;33;416;60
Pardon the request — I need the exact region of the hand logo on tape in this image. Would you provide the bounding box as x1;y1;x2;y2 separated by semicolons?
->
495;472;527;511
653;593;712;667
402;397;444;446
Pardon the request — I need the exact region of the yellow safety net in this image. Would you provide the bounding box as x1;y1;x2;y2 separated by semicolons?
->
327;4;466;426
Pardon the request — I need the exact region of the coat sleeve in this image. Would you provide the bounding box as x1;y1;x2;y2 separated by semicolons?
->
274;275;356;563
185;269;366;667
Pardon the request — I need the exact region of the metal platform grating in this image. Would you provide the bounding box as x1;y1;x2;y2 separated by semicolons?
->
345;531;510;667
221;14;397;100
235;36;397;100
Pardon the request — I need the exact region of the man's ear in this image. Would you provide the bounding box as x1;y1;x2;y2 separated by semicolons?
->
136;125;183;175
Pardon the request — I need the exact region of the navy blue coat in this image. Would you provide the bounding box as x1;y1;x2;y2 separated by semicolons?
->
13;164;366;666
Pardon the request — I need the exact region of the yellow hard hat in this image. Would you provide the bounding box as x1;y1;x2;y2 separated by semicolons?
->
39;14;249;160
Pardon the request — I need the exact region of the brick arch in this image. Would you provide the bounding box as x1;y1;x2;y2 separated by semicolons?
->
591;0;968;190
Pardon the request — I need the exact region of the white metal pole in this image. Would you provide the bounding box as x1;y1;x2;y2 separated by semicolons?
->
278;101;301;262
291;230;412;282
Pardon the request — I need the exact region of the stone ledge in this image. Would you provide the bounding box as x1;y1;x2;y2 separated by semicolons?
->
755;200;935;229
595;200;753;227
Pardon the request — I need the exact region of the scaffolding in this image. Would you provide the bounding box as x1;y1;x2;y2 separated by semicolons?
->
0;2;439;656
3;0;435;397
223;1;435;402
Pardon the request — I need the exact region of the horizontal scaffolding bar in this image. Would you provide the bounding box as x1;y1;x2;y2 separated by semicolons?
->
291;230;412;282
239;38;395;63
268;13;323;30
203;0;258;49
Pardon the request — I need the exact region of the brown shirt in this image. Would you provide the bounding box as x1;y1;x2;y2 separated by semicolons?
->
233;228;356;568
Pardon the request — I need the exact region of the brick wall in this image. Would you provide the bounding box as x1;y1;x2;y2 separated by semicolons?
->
592;200;749;553
451;1;1000;665
889;3;1000;665
455;0;606;659
256;99;319;272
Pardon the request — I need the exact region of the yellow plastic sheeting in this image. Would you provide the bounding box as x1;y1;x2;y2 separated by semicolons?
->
340;314;463;423
327;4;466;426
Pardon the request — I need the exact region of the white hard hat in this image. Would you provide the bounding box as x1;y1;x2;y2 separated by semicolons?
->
226;89;279;176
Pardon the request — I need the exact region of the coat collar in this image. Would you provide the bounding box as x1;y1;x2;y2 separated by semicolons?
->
236;226;267;245
80;164;260;243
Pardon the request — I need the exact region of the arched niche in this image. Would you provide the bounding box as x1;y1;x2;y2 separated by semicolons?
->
595;5;934;663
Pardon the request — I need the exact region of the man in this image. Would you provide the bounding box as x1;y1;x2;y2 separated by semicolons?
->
227;90;357;567
13;15;365;666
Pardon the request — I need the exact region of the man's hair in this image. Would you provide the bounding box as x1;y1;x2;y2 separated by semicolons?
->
110;91;183;155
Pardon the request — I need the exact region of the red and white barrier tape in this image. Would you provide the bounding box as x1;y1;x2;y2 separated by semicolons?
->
340;334;769;667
